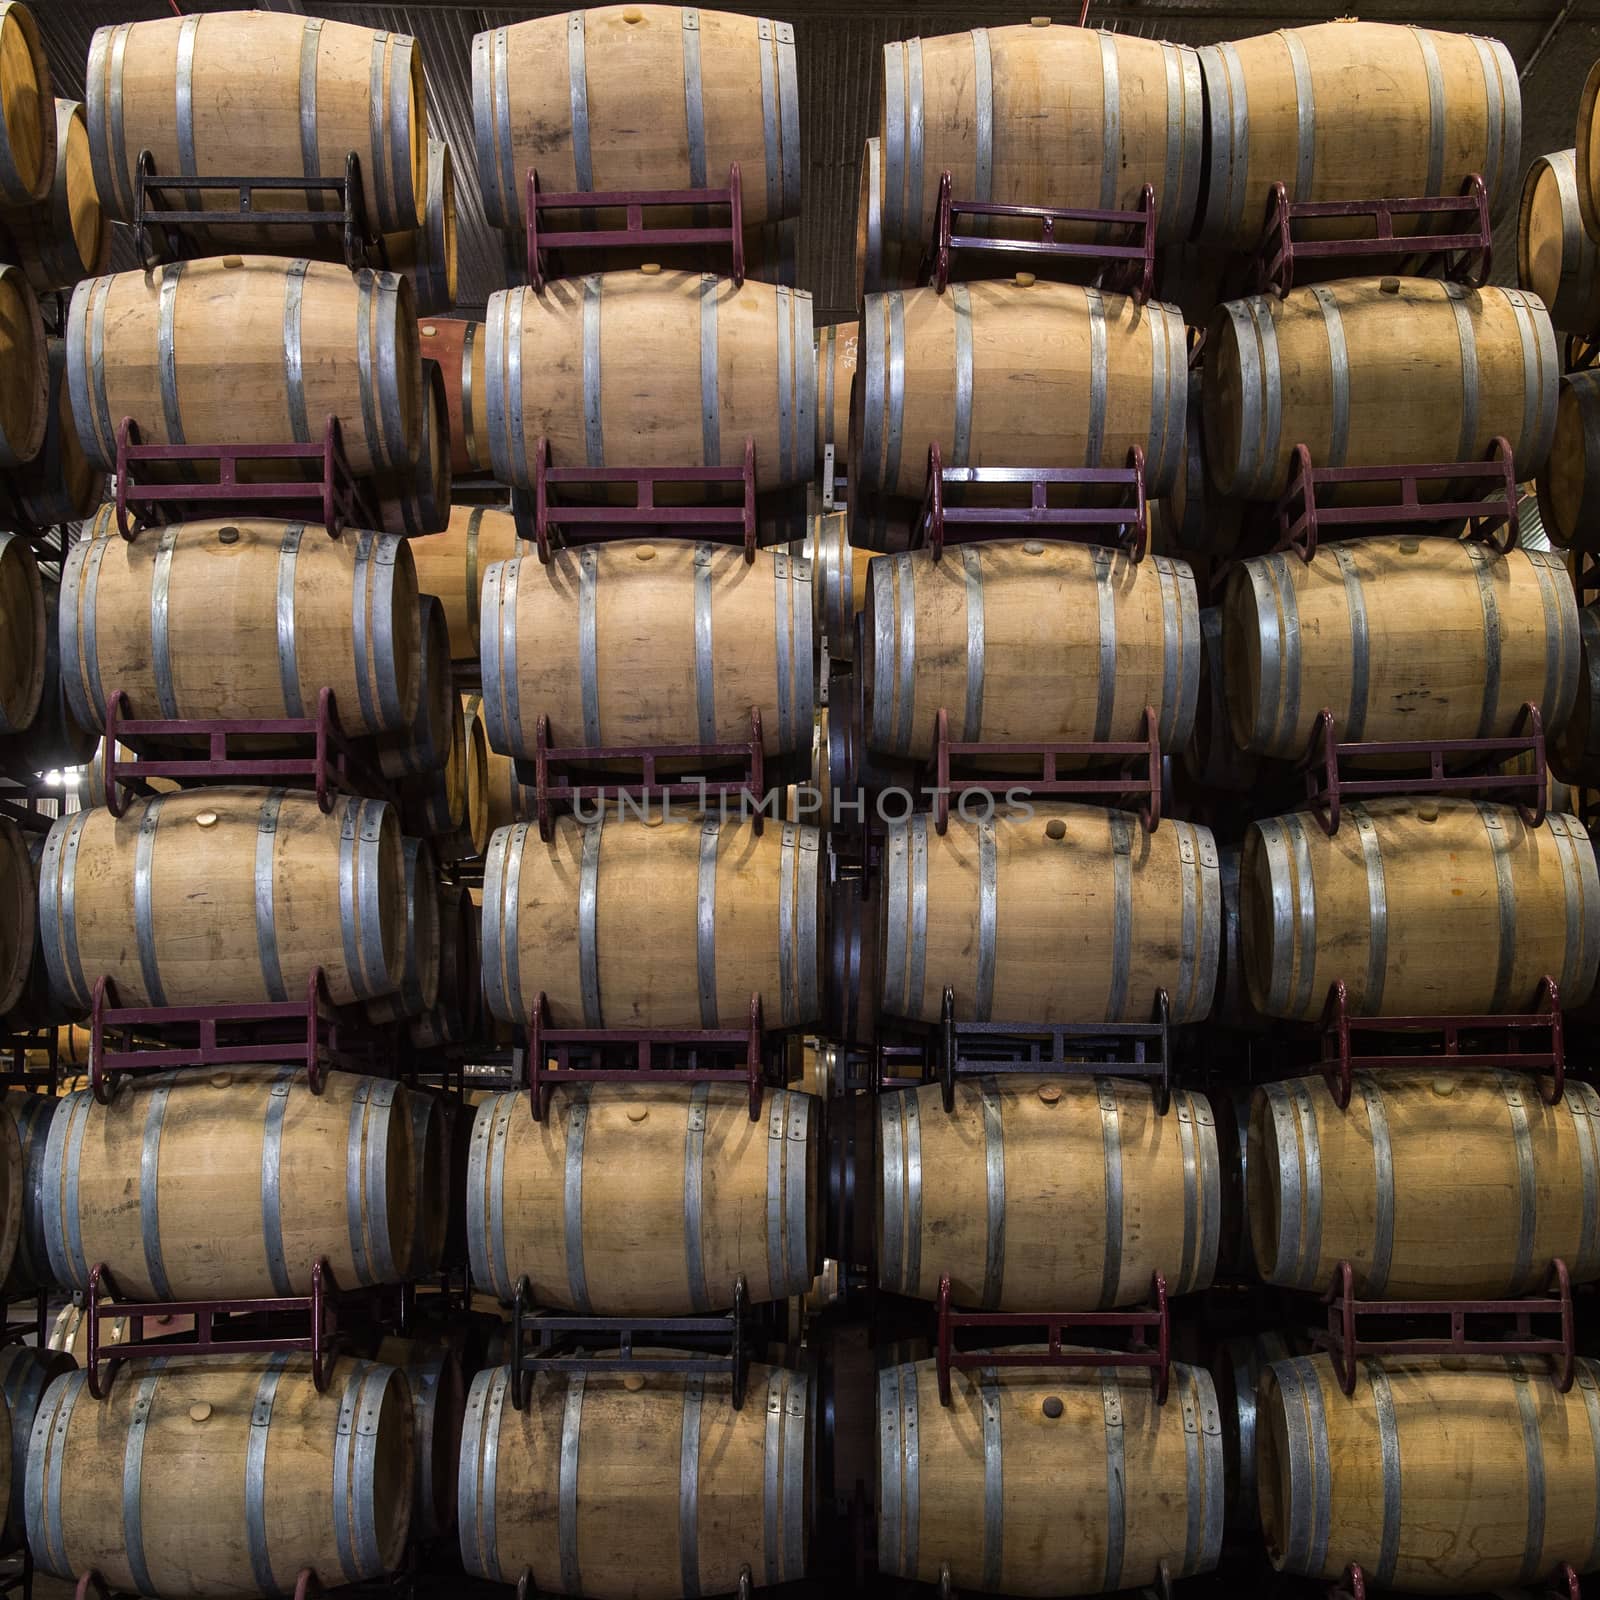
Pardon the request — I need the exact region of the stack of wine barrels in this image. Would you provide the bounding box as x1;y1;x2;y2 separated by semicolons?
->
441;13;826;1597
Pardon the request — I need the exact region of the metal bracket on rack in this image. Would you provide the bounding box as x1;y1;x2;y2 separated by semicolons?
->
88;967;380;1102
925;704;1163;834
1315;973;1565;1110
525;990;770;1123
526;707;767;842
113;414;378;541
1253;172;1491;298
83;1259;354;1400
514;435;759;562
934;1270;1170;1407
1301;701;1548;835
1319;1258;1575;1398
1275;436;1519;559
877;986;1172;1114
914;441;1148;562
101;686;394;817
924;170;1157;302
508;1273;752;1412
133;148;375;272
525;163;746;290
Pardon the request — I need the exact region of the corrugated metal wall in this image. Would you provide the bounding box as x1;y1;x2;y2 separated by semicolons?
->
38;1;1600;319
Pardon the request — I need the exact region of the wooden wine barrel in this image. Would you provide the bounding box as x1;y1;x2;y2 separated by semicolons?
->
418;319;488;477
879;1078;1219;1309
1;1090;51;1292
1205;279;1557;500
1576;60;1600;242
1213;1331;1308;1533
1241;798;1600;1020
0;99;108;294
401;701;463;839
0;819;34;1022
816;324;854;470
410;880;480;1050
66;256;423;480
1183;609;1261;795
480;542;814;759
483;813;822;1030
459;693;490;859
376;1338;464;1542
0;585;94;783
878;1356;1222;1594
0;3;51;207
1197;22;1520;249
1254;1067;1600;1299
484;270;814;490
86;12;425;237
481;739;535;836
383;140;456;316
825;873;878;1045
377;596;451;779
877;25;1202;271
1258;1352;1600;1591
61;519;420;739
28;1352;413;1598
0;1344;68;1550
411;504;520;659
864;542;1200;760
399;1089;451;1279
1519;150;1600;337
853;135;891;307
1536;370;1600;550
4;340;102;528
879;807;1219;1026
468;1083;817;1311
0;531;42;737
43;1067;422;1299
853;280;1189;505
365;838;440;1025
1555;606;1600;784
0;265;45;469
789;510;867;662
40;787;405;1011
376;357;451;538
459;1359;810;1597
472;7;799;233
1147;368;1243;559
1223;539;1579;758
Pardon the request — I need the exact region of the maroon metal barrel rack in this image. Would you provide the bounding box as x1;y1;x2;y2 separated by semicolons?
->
1274;436;1520;560
113;415;379;543
80;1257;397;1400
923;704;1164;834
1311;974;1566;1111
934;1269;1171;1407
517;434;761;564
507;1272;752;1411
524;162;747;291
100;686;394;818
1299;701;1548;836
1318;1257;1576;1397
87;967;386;1102
527;708;767;843
524;990;772;1123
913;441;1149;563
1251;172;1492;299
921;169;1158;302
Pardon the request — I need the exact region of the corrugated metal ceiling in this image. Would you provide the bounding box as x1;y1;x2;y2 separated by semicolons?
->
34;0;1600;318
